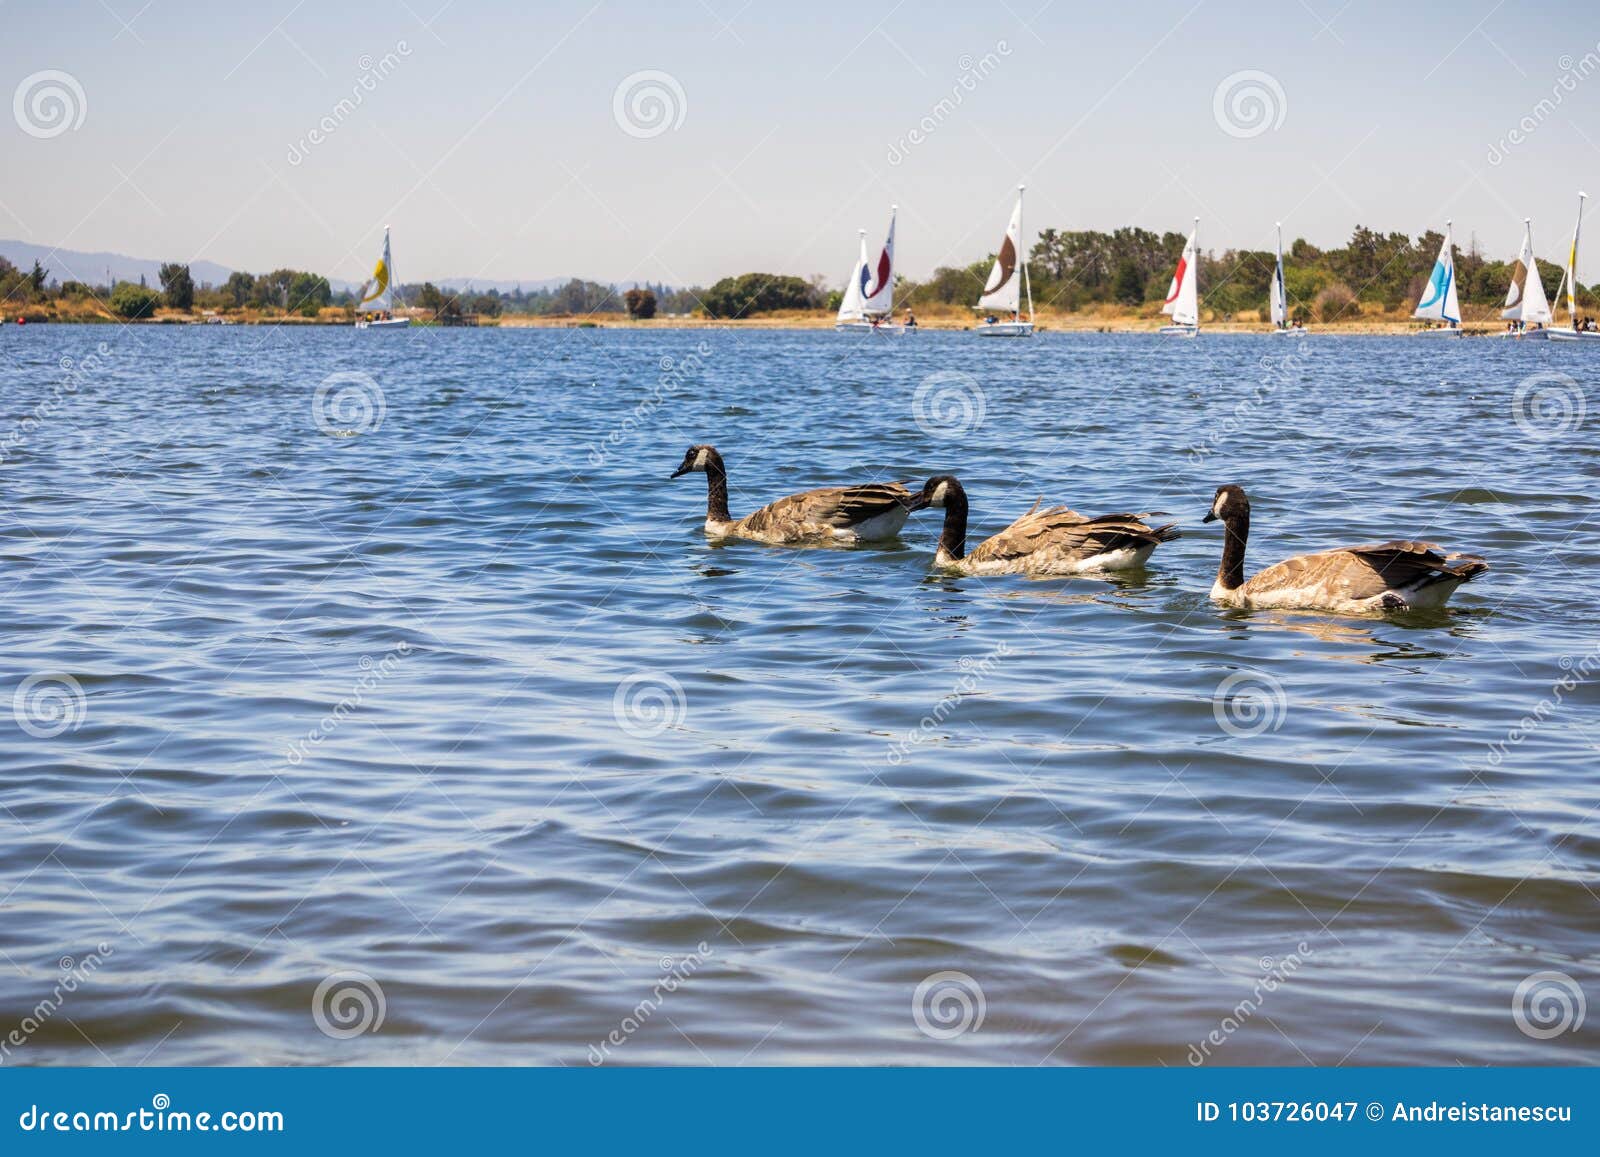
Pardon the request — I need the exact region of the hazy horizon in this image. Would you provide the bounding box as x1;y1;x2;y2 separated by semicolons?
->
5;1;1599;288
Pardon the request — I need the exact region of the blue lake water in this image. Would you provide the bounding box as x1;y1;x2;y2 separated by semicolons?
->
0;323;1595;1065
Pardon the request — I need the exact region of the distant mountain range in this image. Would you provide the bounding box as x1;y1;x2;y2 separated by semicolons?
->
0;240;654;296
1;239;233;290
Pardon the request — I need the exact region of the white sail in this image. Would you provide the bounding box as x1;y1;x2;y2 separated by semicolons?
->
1269;222;1287;327
1502;220;1553;324
977;192;1024;313
1413;223;1460;323
1524;245;1553;325
358;227;394;313
837;230;868;322
1500;221;1553;324
860;206;897;316
1161;220;1199;327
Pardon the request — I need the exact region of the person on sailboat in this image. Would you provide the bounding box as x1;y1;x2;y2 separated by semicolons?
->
904;309;917;329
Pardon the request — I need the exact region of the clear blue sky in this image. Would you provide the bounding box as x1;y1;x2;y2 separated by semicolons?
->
4;1;1599;287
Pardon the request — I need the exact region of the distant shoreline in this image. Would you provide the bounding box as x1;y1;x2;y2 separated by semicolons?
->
0;313;1524;336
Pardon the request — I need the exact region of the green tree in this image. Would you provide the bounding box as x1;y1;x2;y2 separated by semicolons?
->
224;271;256;307
29;260;48;294
416;282;445;315
701;273;820;318
624;287;657;319
1113;259;1146;306
158;262;195;310
289;271;331;317
110;282;160;319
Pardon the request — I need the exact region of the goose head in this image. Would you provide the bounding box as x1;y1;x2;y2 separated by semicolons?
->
1203;484;1250;524
671;444;721;479
908;474;965;512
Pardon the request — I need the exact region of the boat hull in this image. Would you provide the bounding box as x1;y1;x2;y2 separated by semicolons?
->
1158;325;1198;338
974;322;1034;337
1546;328;1600;342
1413;327;1462;338
835;321;912;334
356;317;410;329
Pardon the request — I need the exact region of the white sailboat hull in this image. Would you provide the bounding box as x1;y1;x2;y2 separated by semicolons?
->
1413;327;1462;338
1268;327;1307;336
356;317;411;329
835;320;911;334
1158;324;1198;338
975;321;1034;337
1544;328;1600;342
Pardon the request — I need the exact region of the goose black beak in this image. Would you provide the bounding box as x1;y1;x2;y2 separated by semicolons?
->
906;493;932;512
670;464;691;479
1202;511;1217;523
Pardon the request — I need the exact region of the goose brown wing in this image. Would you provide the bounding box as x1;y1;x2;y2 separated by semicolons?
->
1243;541;1486;601
739;482;913;534
966;508;1178;564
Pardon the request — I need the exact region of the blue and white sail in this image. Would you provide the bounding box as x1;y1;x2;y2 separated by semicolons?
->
1413;222;1461;324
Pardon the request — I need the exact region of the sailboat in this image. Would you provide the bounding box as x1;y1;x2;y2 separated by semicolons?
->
1547;192;1597;342
1498;218;1554;339
836;207;908;333
974;186;1034;337
1412;221;1462;336
1267;222;1301;335
1158;217;1200;336
355;226;409;329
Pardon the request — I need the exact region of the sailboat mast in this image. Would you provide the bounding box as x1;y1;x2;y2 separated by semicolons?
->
1019;184;1033;323
1569;191;1587;326
1193;216;1201;331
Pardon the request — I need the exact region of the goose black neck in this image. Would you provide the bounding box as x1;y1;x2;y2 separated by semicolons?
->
704;454;731;523
1218;511;1248;591
939;483;969;562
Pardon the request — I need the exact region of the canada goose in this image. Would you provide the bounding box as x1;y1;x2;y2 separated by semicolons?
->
909;475;1179;575
1203;484;1488;613
670;444;919;544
